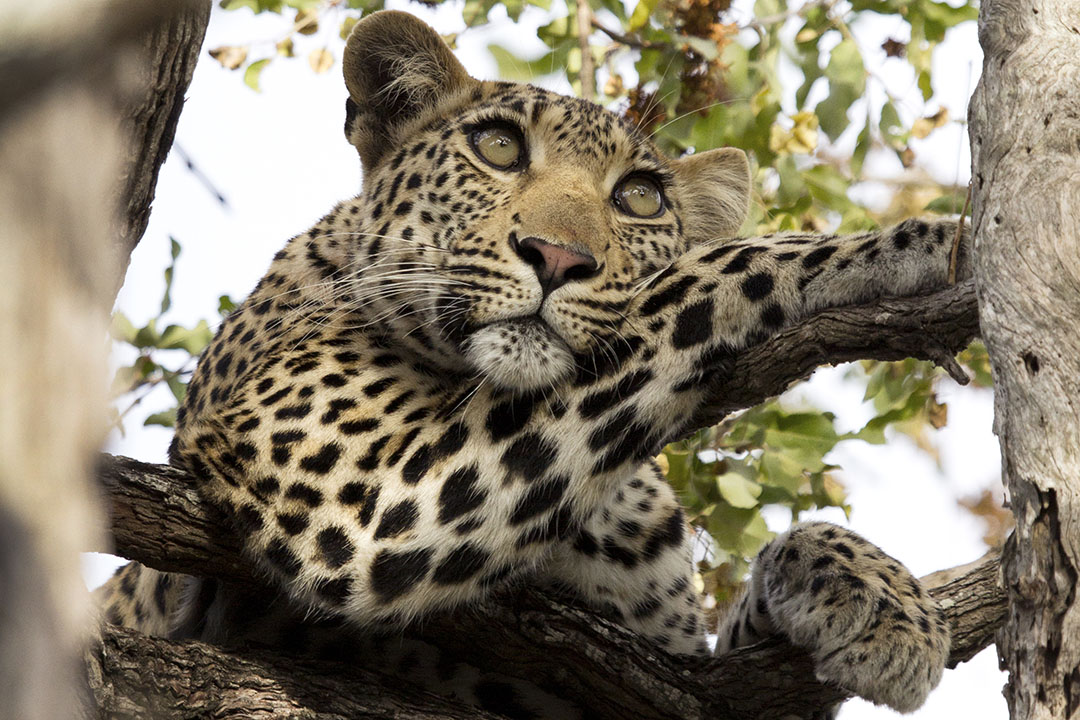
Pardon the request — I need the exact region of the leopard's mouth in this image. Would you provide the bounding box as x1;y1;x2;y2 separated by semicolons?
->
458;315;576;392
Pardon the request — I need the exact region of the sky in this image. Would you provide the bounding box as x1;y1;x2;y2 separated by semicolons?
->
92;2;1009;717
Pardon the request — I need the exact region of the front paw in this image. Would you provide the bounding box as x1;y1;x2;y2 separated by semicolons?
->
756;523;950;712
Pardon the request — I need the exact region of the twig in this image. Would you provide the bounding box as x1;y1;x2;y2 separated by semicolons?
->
576;0;595;102
949;183;972;284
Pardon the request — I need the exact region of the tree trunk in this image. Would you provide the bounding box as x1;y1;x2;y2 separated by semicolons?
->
0;2;208;719
968;1;1080;718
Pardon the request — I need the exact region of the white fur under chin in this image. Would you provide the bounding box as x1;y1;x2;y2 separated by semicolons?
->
463;319;574;393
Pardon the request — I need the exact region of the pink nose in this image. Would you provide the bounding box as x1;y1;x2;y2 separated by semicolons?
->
513;235;598;295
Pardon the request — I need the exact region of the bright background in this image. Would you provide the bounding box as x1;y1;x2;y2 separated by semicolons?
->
87;2;1009;717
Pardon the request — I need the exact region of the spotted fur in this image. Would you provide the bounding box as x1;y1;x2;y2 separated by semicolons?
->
99;10;968;716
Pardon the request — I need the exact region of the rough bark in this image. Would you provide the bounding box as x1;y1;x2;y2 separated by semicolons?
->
88;625;502;720
969;1;1080;718
687;280;978;437
91;451;1005;720
0;3;209;719
112;1;211;292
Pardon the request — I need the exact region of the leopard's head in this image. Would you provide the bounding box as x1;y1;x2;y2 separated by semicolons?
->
343;11;750;393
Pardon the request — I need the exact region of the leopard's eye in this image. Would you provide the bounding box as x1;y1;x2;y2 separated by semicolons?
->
613;174;665;218
469;123;524;170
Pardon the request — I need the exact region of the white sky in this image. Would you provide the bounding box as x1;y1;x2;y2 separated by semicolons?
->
95;2;1008;717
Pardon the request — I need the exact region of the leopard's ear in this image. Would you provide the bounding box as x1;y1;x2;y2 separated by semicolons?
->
343;11;477;168
673;147;751;243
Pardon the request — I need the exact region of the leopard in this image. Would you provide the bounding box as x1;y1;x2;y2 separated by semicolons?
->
99;9;966;718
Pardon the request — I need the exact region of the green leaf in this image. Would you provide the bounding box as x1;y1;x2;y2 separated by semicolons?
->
165;373;188;403
218;294;238;316
161;236;181;315
488;44;570;81
628;0;658;31
815;39;865;139
244;58;271;92
716;473;762;509
144;409;178;428
925;192;969;215
110;312;138;344
220;0;284;12
159;320;213;355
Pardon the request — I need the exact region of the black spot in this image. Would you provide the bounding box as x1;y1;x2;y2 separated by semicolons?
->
722;246;767;274
320;373;347;387
573;530;599;556
432;542;491;584
284;483;323;507
760;302;785;328
252;476;280;501
833;542;855;559
802;245;837;268
812;555;835;570
356;434;391;471
578;368;653;419
386;427;421;467
486;392;538;442
234;442;257;461
152;575;171;615
313;577;351;605
374;499;419;540
741;272;774;301
438;465;486;524
617;519;642;538
260;387;291;406
317;526;355;568
299;442;342;474
508;475;569;525
632;595;663;618
433;421;469;459
643;509;685;559
276;511;309;535
639;276;698;317
363;377;396;397
369;548;433;603
340;418;380;435
672;298;714;349
320;398;357;425
810;575;827;595
587;406;636;452
500;432;558;483
402;444;434;485
602;537;638;568
266;538;302;578
236;417;260;433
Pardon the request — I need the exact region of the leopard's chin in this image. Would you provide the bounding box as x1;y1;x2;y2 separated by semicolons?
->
462;317;574;393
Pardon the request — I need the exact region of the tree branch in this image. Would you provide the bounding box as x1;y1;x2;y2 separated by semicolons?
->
686;280;978;439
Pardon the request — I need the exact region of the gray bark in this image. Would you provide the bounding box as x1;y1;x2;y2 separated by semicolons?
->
969;1;1080;718
0;2;208;719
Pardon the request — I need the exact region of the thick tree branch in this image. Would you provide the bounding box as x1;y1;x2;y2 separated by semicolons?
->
687;280;978;436
88;624;502;720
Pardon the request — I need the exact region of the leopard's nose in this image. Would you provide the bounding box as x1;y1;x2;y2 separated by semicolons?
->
512;235;599;296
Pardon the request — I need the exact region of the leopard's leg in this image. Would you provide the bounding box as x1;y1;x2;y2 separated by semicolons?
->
715;522;950;713
544;460;708;656
95;561;193;637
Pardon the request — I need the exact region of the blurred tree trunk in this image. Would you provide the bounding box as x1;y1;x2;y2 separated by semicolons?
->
0;2;208;719
969;0;1080;718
